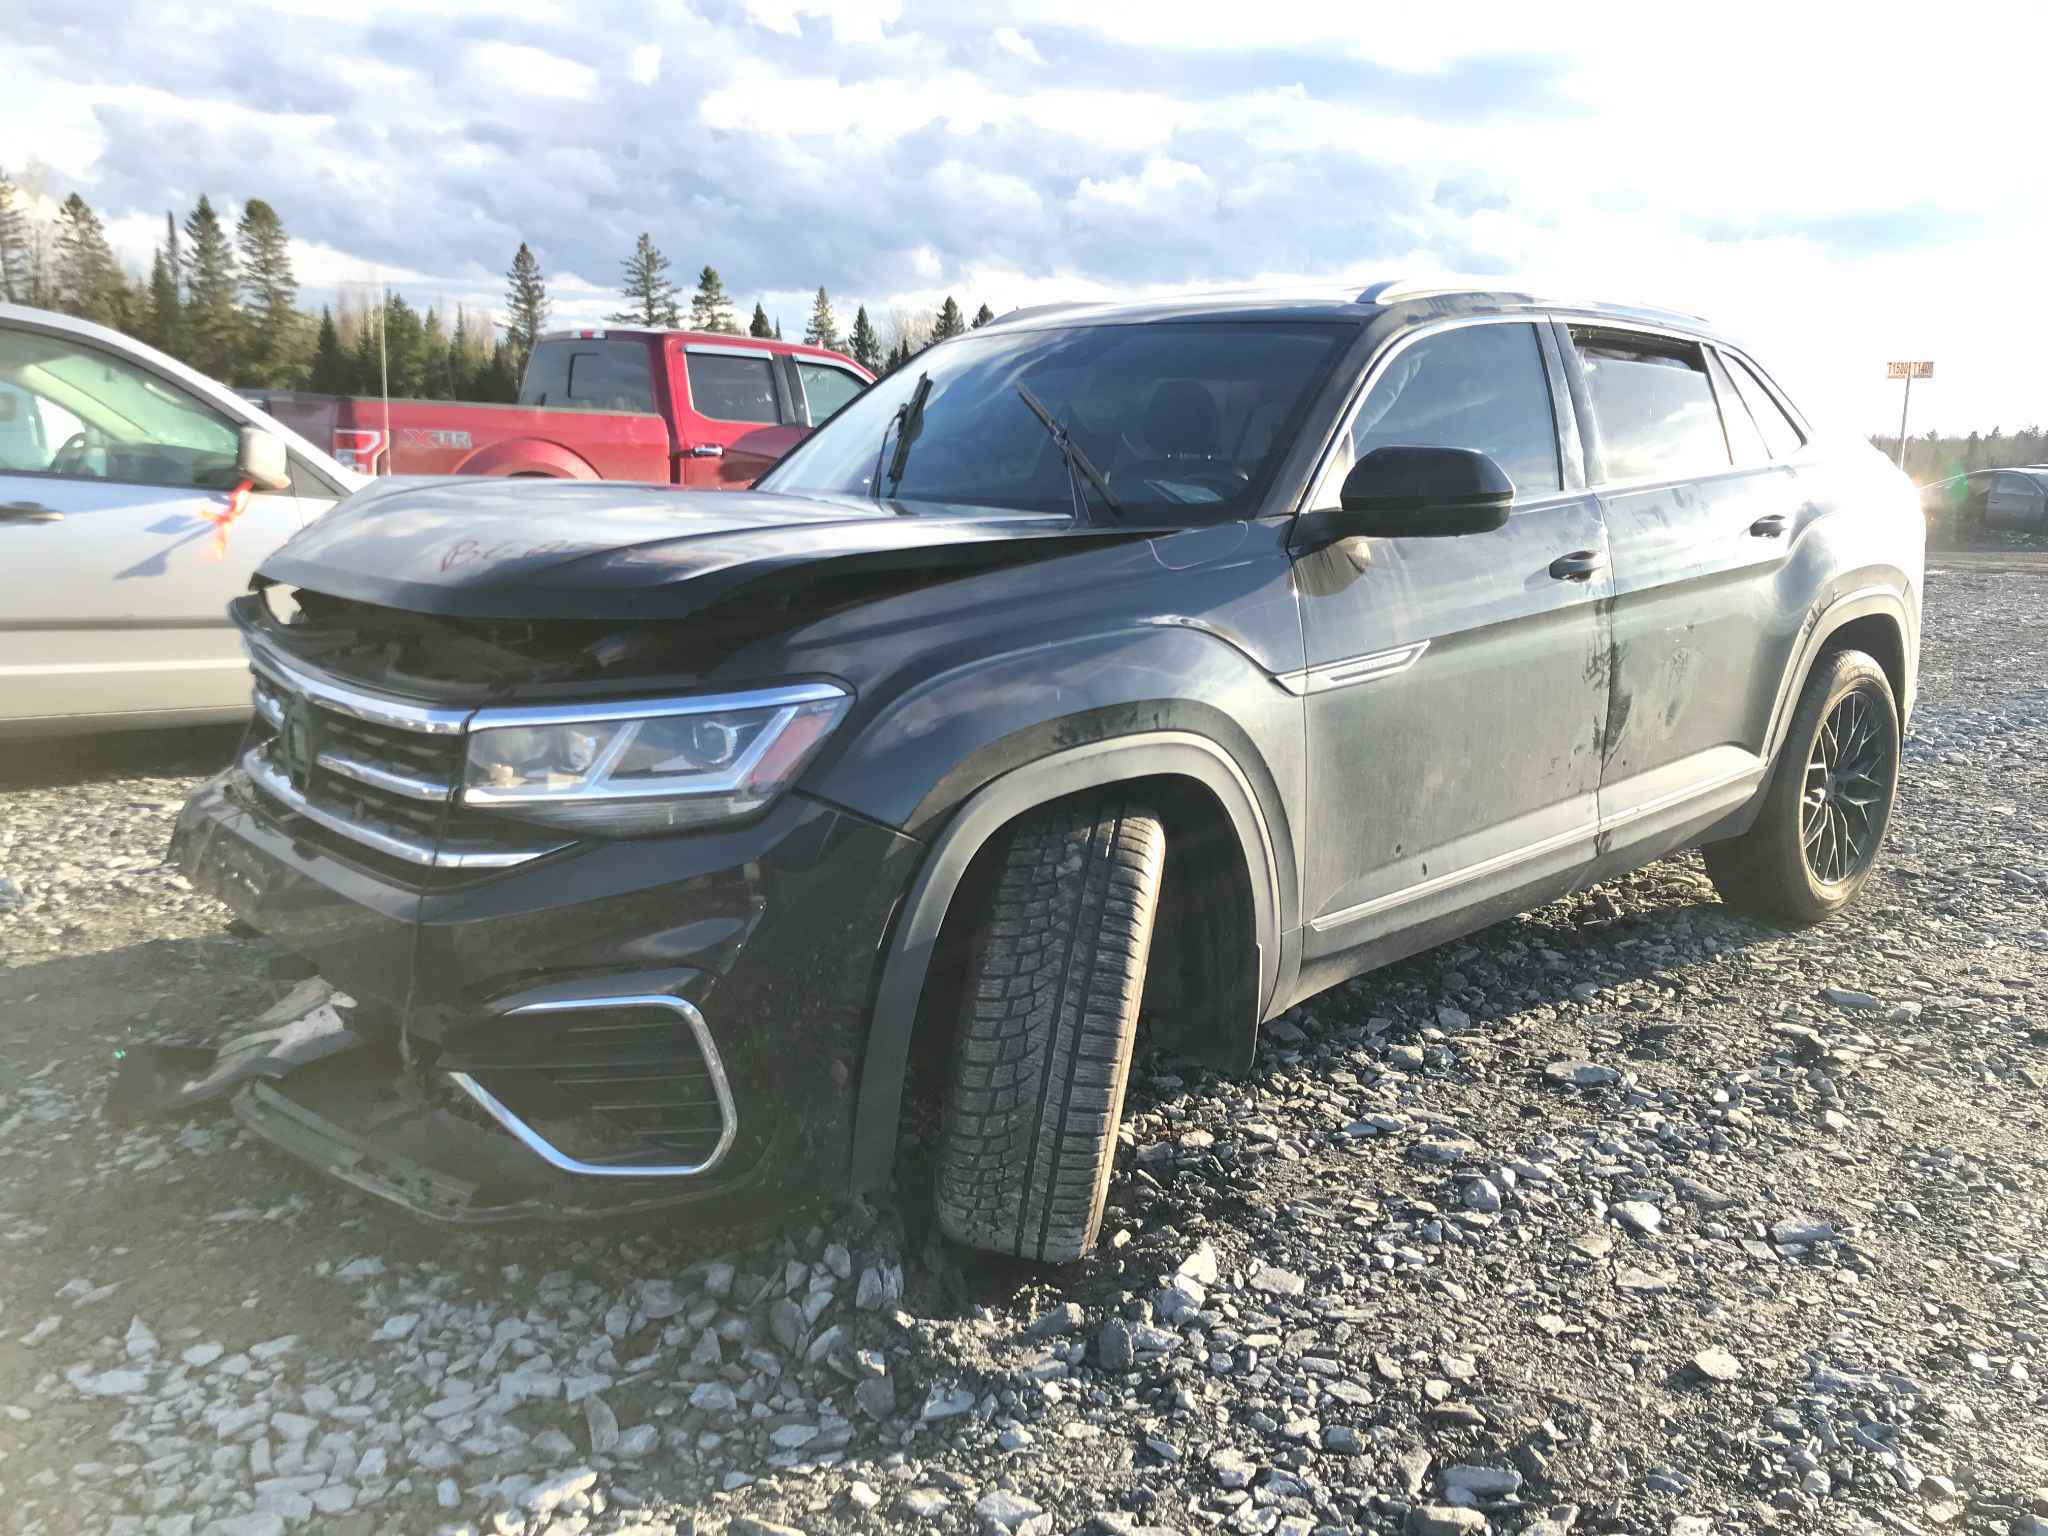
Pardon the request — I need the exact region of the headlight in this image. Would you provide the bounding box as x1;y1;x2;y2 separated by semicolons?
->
462;682;850;835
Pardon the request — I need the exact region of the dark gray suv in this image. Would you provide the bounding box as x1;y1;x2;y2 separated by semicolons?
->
165;281;1923;1262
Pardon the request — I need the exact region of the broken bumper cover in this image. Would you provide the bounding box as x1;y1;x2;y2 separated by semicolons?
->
166;763;924;1219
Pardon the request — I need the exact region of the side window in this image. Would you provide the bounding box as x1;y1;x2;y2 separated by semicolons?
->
1572;329;1730;483
796;362;865;426
519;340;655;413
1706;351;1771;468
0;326;240;489
1341;322;1561;501
1722;355;1805;460
685;353;781;424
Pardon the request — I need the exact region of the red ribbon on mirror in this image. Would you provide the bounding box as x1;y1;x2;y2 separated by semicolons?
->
201;480;254;561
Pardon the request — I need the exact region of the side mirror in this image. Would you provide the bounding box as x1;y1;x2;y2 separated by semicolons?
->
236;426;292;493
1298;446;1514;545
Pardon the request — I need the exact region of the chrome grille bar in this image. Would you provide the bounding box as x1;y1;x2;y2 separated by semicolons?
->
316;748;453;802
242;750;561;870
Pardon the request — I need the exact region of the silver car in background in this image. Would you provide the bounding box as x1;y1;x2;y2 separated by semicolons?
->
0;304;361;737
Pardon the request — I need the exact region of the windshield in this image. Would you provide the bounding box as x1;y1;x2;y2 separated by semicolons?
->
759;320;1352;522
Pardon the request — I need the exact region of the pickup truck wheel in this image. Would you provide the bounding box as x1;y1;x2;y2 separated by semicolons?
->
934;795;1165;1263
1703;648;1899;926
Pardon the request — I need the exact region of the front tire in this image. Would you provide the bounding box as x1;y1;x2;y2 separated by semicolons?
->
1703;648;1899;925
933;795;1165;1263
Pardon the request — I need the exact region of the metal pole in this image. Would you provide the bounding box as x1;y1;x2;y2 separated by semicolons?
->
1895;370;1912;470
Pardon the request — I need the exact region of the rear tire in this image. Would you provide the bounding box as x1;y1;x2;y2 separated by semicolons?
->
933;795;1165;1263
1703;648;1899;926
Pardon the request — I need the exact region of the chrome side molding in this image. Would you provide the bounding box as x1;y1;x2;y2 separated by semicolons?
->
1275;640;1430;696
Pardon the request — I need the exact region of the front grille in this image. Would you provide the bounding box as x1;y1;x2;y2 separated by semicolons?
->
244;648;563;874
441;996;736;1176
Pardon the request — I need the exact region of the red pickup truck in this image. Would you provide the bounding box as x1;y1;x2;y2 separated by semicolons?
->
245;328;873;488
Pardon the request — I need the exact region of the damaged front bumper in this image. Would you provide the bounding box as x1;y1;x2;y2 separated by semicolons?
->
163;760;922;1221
121;975;774;1223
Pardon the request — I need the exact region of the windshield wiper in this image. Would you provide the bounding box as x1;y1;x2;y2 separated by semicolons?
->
870;372;931;505
1015;384;1121;526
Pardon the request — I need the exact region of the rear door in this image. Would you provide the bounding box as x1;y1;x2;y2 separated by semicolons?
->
1292;317;1611;981
674;343;804;489
1563;324;1805;841
1984;470;2043;530
0;321;319;728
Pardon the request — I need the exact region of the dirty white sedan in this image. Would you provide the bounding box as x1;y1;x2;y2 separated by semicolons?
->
0;304;361;737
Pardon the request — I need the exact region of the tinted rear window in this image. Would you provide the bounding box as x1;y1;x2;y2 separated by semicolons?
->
1722;354;1804;460
519;339;656;413
1574;329;1730;483
685;353;781;424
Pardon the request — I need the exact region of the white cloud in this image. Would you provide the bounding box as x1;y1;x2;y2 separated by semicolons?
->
466;41;597;101
992;26;1042;64
743;0;903;43
16;0;2048;431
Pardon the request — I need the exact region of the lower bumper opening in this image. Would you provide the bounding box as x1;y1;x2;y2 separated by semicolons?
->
233;1040;750;1224
439;995;737;1178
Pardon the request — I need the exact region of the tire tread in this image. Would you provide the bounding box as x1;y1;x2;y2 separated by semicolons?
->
934;796;1165;1263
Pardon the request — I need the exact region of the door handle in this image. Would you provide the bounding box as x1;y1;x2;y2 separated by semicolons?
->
690;443;725;458
0;501;63;523
1548;549;1605;581
1749;513;1791;538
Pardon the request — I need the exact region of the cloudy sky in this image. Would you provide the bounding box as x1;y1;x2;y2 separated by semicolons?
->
7;0;2043;434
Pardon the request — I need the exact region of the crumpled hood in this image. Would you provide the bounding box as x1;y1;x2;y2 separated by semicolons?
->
259;477;1131;620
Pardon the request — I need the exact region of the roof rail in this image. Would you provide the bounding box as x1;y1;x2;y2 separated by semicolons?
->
1358;276;1711;327
1354;276;1527;306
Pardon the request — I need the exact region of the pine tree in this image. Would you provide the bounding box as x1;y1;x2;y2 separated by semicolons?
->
847;305;880;373
309;307;349;393
235;198;298;386
971;303;995;328
379;293;427;398
473;339;521;403
503;242;550;364
932;296;966;341
748;302;773;338
0;168;28;304
182;195;239;380
146;249;179;354
803;286;839;350
689;265;737;334
773;318;782;340
418;306;454;399
607;232;681;327
54;193;123;327
143;211;184;356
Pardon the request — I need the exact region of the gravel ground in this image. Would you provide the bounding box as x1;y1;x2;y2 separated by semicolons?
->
2;550;2044;1536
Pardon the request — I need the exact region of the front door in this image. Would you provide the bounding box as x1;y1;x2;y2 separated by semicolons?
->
0;323;316;728
675;344;806;489
1293;317;1610;987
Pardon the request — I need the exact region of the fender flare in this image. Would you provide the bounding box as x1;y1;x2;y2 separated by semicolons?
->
456;439;599;479
1761;581;1915;766
845;730;1282;1195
